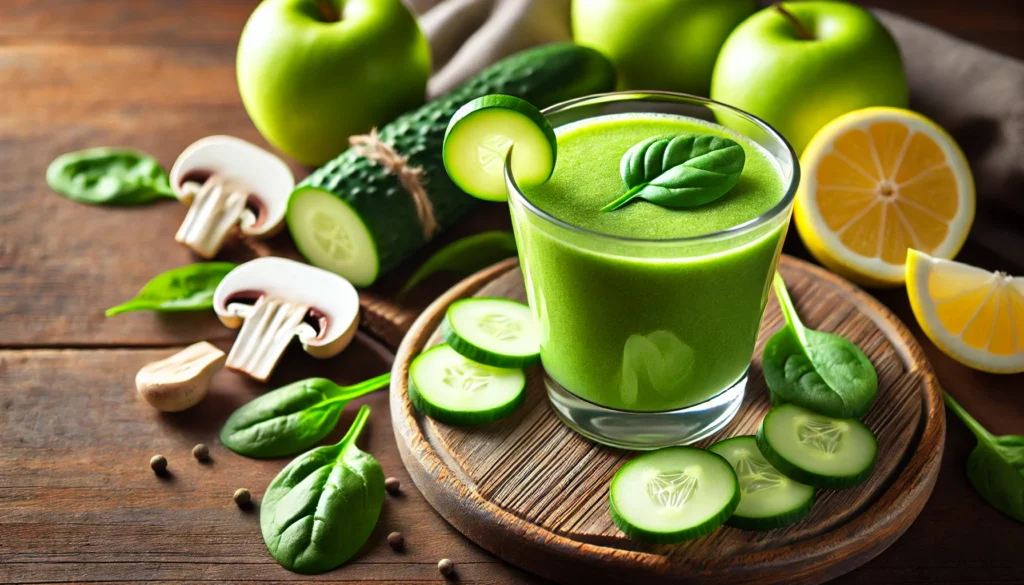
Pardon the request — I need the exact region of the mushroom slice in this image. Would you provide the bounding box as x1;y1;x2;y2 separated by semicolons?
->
136;341;226;412
169;136;294;258
213;257;360;381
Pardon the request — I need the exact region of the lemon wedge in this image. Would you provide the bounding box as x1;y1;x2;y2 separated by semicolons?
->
795;107;975;287
906;249;1024;374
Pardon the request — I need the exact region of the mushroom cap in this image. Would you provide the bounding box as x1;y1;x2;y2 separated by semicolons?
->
213;257;360;357
169;136;294;237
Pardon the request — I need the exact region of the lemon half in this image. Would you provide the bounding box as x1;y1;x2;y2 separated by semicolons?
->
795;107;975;287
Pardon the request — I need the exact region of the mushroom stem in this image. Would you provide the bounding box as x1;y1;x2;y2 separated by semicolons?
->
136;341;226;412
225;296;311;382
175;175;249;259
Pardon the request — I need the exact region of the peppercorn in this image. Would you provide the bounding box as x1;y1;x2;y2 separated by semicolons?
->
438;558;455;577
150;454;167;475
387;531;404;551
384;476;400;495
233;488;251;507
192;443;210;461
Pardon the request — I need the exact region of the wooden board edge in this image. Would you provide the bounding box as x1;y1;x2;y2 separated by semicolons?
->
390;255;945;585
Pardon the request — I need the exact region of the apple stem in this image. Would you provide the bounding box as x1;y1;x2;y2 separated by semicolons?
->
315;0;340;22
773;3;813;40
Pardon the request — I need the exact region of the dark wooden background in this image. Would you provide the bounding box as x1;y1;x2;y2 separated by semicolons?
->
0;1;1021;584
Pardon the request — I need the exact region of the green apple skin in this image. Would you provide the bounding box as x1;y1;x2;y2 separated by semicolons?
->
572;0;757;96
237;0;431;166
711;1;908;155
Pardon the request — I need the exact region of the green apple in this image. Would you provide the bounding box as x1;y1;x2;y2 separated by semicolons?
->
711;2;908;155
572;0;757;96
237;0;431;166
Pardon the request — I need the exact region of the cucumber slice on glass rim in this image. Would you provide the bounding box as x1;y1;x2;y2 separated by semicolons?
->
442;298;540;368
609;447;740;543
408;344;526;426
443;94;556;201
709;436;815;531
756;403;877;489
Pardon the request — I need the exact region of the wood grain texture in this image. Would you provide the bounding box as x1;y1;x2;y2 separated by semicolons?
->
391;256;946;585
0;339;545;585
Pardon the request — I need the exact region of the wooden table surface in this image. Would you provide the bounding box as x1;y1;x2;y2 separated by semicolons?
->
1;1;1021;584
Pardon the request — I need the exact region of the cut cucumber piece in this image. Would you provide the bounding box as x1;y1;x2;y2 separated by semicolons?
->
287;188;380;287
609;447;739;543
408;344;526;426
709;436;815;531
756;403;877;489
443;94;556;202
442;298;540;368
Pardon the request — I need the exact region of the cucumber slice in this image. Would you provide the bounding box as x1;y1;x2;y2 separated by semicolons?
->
756;403;877;489
443;95;556;202
408;344;526;426
442;298;540;368
709;436;815;531
609;447;740;543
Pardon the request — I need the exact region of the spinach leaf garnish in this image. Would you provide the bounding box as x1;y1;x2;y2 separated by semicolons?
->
261;404;385;574
46;147;176;205
601;133;745;212
221;374;390;459
762;273;878;419
105;262;236;316
945;392;1024;523
400;231;517;296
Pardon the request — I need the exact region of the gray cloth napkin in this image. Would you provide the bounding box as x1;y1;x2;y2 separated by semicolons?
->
411;0;1024;270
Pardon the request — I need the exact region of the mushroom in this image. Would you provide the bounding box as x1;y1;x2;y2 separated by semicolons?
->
169;136;294;258
213;257;360;381
136;341;226;412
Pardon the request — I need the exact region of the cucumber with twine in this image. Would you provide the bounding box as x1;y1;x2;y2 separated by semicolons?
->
286;43;616;287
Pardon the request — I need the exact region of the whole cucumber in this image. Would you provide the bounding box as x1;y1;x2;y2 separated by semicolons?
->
286;43;616;287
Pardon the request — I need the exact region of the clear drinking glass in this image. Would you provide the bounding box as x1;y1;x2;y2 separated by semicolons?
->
505;92;799;450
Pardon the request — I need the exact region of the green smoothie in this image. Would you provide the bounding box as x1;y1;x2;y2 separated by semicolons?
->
512;112;789;412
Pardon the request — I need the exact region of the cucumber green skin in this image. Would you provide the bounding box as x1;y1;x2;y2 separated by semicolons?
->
441;317;541;370
709;436;816;531
756;412;878;490
443;94;557;201
407;353;526;426
289;43;616;285
726;502;815;531
609;448;740;543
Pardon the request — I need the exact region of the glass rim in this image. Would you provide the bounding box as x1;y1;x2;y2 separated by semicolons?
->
504;90;800;245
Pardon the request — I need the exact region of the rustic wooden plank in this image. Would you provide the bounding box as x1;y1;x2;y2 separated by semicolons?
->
0;342;547;585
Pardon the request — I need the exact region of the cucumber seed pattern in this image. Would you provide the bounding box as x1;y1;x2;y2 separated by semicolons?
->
311;210;353;261
478;135;514;175
478;313;524;341
646;470;699;509
734;449;785;493
442;362;494;394
798;419;843;454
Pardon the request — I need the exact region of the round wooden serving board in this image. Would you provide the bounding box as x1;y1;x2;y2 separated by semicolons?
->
390;255;944;585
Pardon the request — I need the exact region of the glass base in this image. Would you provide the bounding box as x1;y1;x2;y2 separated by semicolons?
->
546;370;746;450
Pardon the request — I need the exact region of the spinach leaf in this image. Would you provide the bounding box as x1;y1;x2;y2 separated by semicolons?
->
601;133;745;212
261;404;384;574
220;374;390;459
945;392;1024;523
105;262;237;316
400;231;518;296
46;147;176;205
762;273;878;419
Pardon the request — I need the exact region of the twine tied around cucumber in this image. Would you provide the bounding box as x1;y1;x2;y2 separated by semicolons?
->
350;128;437;239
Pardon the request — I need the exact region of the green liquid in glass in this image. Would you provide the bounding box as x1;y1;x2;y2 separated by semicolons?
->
515;113;789;412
